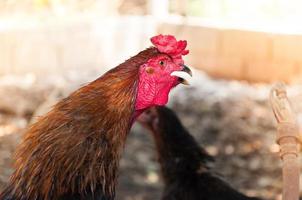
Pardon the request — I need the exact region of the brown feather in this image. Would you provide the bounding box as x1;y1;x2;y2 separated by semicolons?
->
1;47;160;200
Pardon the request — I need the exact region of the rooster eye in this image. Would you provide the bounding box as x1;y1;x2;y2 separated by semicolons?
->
159;61;165;66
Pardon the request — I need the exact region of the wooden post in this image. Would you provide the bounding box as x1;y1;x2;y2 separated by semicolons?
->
148;0;169;19
270;83;300;200
174;0;188;16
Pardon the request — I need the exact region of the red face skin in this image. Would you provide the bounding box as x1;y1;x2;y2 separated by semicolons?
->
132;34;190;120
134;54;183;118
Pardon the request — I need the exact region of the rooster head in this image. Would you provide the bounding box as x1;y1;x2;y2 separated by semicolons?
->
135;34;192;112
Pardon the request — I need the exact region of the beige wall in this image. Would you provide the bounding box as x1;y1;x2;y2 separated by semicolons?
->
158;22;302;83
1;16;302;83
0;17;156;75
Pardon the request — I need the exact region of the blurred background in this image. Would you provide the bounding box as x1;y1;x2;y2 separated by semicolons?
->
1;0;302;199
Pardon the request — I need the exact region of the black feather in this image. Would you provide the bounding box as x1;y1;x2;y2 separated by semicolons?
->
145;106;262;200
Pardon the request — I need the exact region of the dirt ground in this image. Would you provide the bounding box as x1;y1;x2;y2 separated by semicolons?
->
0;71;301;200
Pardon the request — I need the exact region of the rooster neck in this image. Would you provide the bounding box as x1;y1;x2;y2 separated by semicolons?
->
2;47;161;200
2;74;137;200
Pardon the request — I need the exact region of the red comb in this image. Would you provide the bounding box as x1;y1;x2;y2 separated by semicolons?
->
150;34;189;63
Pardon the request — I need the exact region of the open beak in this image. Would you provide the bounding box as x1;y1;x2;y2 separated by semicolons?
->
170;64;193;85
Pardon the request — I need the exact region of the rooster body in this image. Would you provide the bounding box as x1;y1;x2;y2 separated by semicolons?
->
138;106;261;200
0;35;192;200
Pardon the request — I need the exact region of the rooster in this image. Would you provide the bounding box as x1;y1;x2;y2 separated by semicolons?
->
138;106;261;200
0;35;192;200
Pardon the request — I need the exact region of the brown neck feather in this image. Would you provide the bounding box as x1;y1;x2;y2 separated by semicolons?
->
1;47;159;200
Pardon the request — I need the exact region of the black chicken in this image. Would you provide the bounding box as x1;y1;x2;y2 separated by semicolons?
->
138;106;262;200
